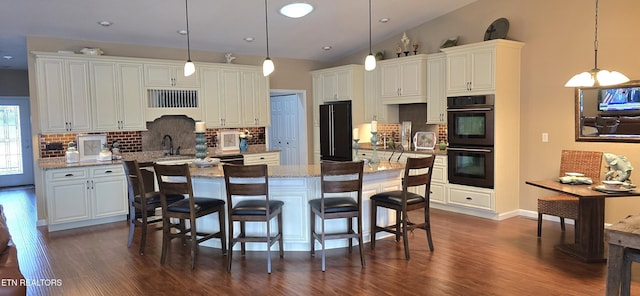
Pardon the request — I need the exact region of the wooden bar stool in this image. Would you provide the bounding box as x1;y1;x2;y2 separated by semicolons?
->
223;164;284;273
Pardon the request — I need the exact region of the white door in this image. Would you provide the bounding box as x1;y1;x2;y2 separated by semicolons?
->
0;97;34;186
269;94;300;165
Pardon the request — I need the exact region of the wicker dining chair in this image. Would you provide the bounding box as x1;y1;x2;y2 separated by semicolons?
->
537;150;603;237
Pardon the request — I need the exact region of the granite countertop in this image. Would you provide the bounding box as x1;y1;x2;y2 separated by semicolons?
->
39;146;281;170
189;161;404;178
358;143;448;156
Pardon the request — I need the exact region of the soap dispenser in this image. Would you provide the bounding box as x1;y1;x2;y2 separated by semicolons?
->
65;142;79;163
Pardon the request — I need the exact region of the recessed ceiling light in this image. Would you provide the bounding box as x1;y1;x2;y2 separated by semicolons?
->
244;37;255;42
97;20;113;27
322;46;332;51
177;30;188;35
2;55;13;60
379;18;390;23
280;3;314;18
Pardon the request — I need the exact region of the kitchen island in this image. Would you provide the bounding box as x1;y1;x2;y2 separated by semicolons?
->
187;161;405;251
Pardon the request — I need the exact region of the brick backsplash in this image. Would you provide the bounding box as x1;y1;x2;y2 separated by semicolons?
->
39;116;266;158
375;123;447;143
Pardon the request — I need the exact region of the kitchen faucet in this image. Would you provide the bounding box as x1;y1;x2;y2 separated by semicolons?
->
161;134;174;155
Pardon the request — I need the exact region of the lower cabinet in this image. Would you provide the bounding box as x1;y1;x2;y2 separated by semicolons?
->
45;164;128;231
243;152;281;165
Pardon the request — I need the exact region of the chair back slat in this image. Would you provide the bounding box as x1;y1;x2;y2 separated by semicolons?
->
321;161;364;195
223;164;269;197
403;157;435;192
153;164;194;197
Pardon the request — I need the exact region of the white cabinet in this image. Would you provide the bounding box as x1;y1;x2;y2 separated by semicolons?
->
202;65;268;128
311;65;364;125
90;61;145;131
447;184;494;211
379;54;427;104
241;69;270;126
429;155;447;204
243;152;280;165
35;57;92;133
441;40;524;96
144;62;200;88
426;53;447;124
45;164;127;231
364;67;399;123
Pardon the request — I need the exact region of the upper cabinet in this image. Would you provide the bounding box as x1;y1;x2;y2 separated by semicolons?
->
144;62;200;88
90;61;146;131
201;65;269;128
442;39;524;96
426;53;447;124
379;54;427;104
35;56;92;133
363;67;398;123
311;65;364;124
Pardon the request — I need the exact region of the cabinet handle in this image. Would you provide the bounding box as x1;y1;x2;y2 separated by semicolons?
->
104;170;113;174
259;157;265;160
65;173;74;177
466;197;473;200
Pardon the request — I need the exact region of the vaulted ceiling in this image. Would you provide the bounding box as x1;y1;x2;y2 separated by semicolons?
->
1;0;477;70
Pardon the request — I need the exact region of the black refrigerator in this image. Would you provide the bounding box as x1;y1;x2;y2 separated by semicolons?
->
320;101;353;162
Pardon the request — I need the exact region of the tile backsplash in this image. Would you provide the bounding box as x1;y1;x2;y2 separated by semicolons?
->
39;115;265;158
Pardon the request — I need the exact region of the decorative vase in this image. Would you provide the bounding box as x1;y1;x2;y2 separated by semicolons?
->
438;140;447;151
239;138;248;153
195;132;207;159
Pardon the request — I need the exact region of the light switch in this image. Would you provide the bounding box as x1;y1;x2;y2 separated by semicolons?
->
542;133;549;142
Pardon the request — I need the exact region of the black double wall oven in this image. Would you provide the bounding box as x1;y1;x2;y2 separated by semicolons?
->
447;95;495;189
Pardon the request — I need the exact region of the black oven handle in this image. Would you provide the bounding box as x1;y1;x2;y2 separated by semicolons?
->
447;107;493;112
447;147;493;153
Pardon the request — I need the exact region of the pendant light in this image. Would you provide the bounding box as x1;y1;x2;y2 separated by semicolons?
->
263;0;275;76
364;0;376;71
565;0;628;87
183;0;195;77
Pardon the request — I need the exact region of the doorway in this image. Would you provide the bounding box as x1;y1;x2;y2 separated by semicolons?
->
0;97;34;187
269;90;307;165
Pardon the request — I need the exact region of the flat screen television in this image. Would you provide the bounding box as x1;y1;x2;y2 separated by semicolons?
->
598;86;640;112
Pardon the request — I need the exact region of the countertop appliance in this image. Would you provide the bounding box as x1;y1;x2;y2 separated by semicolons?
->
320;101;352;162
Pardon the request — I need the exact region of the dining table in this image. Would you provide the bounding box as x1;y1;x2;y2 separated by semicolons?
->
526;179;640;263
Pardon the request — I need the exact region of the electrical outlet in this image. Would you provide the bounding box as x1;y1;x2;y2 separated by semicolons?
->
542;133;549;142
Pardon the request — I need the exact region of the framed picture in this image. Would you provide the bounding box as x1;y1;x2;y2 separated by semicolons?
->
77;134;107;162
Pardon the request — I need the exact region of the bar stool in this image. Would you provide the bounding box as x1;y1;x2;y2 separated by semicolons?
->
370;156;435;259
223;164;284;273
153;163;226;269
123;160;184;255
309;161;365;271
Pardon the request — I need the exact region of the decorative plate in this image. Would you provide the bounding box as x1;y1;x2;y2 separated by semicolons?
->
484;18;509;41
593;185;634;193
413;132;436;150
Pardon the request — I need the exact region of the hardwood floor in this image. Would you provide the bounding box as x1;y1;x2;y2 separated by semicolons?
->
2;186;639;295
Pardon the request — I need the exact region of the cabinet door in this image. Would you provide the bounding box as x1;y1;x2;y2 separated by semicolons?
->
380;63;401;98
118;63;146;130
363;68;378;122
446;53;470;94
47;179;90;224
201;67;222;127
66;60;92;132
469;49;495;92
398;61;421;96
322;72;338;101
36;58;68;132
220;69;243;127
336;70;352;100
426;54;446;124
91;61;120;131
241;70;270;126
92;176;128;218
144;64;174;87
144;63;199;87
312;74;323;126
